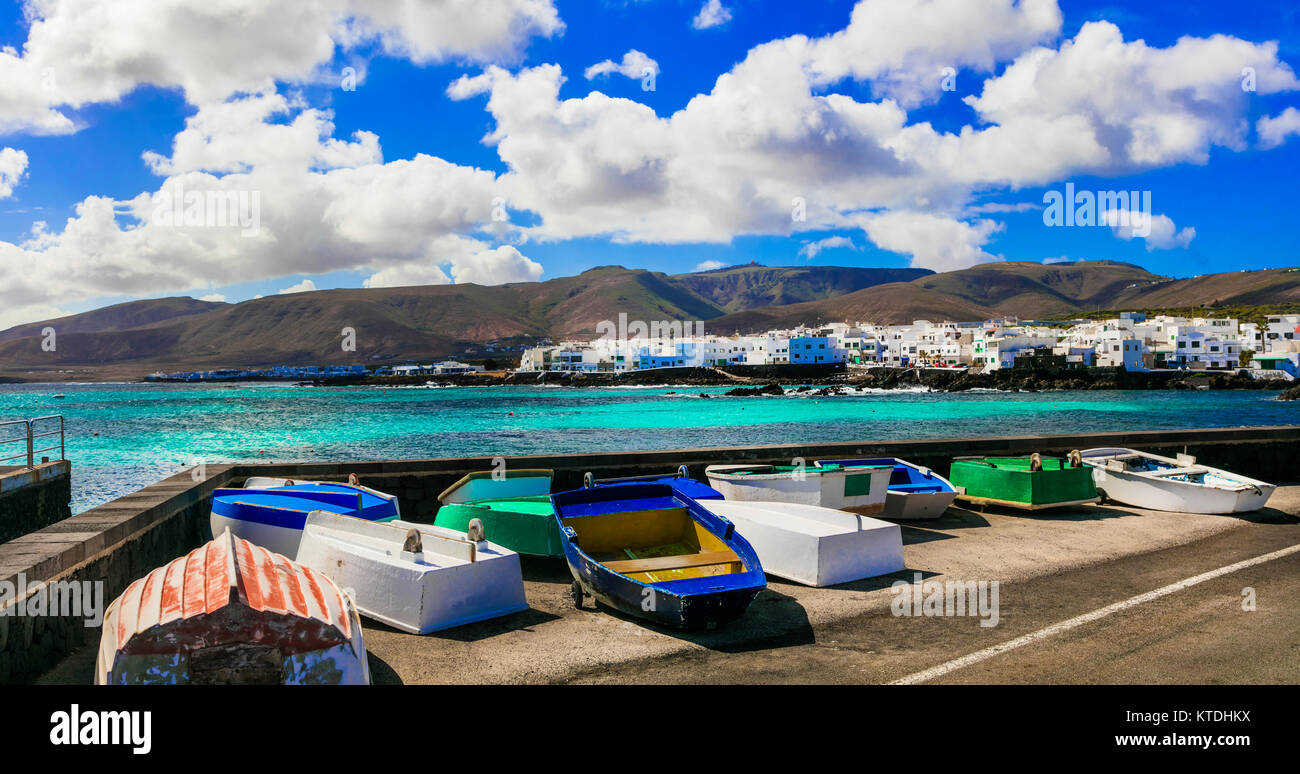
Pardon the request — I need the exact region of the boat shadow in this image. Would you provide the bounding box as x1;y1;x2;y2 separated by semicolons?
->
361;606;562;644
1208;505;1300;525
970;503;1127;521
519;554;574;582
587;586;817;654
824;566;938;593
886;508;992;532
366;651;405;685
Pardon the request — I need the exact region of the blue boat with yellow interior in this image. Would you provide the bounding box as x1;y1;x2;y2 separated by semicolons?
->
552;481;765;630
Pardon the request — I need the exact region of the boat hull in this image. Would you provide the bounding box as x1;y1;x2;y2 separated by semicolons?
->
553;483;766;630
431;468;713;557
705;464;891;514
244;477;401;517
1082;448;1276;514
208;514;302;559
705;500;904;586
96;528;369;685
949;457;1098;510
567;552;762;629
209;486;399;559
884;488;959;519
439;469;553;504
295;513;528;634
434;496;563;557
817;458;958;520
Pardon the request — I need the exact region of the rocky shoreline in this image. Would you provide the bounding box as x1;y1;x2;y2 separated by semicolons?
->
311;364;1296;395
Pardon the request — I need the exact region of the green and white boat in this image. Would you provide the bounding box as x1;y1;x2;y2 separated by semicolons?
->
949;452;1099;511
434;469;564;557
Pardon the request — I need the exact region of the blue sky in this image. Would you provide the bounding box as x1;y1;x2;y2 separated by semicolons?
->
0;0;1298;326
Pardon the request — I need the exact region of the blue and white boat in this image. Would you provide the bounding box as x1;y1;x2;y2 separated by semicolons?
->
246;473;400;517
815;457;958;520
210;484;400;559
583;465;724;501
552;482;765;630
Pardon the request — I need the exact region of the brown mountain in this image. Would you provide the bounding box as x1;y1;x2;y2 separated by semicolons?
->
0;296;222;343
672;263;930;312
2;261;1296;380
0;264;915;379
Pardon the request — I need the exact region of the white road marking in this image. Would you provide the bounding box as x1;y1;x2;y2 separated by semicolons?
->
890;542;1300;685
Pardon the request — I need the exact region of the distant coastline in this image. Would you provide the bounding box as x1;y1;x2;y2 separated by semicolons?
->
2;363;1294;395
300;364;1292;394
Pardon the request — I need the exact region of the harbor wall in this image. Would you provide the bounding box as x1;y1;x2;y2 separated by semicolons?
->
0;461;72;545
1;425;1297;682
233;425;1300;518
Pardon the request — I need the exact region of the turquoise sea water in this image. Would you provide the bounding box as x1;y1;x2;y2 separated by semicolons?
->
0;382;1295;514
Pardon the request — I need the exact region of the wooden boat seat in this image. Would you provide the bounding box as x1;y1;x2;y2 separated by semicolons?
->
1147;466;1207;477
891;484;944;493
604;549;741;574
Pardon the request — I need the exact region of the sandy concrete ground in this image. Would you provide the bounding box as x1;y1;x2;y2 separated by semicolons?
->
37;487;1300;685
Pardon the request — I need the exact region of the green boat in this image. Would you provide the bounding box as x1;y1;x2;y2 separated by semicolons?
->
434;469;563;557
435;495;564;557
949;452;1099;510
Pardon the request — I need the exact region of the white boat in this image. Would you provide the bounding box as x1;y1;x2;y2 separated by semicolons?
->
704;500;905;587
704;462;892;514
816;457;960;520
1080;447;1276;514
245;473;400;517
293;511;529;634
438;468;553;504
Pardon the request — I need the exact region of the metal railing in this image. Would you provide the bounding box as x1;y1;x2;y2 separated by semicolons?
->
0;415;65;468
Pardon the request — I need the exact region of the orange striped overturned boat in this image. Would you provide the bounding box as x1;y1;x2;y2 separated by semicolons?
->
95;527;370;685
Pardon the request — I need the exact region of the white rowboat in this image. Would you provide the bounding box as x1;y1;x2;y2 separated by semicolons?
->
1080;447;1276;514
294;511;529;634
816;457;959;520
704;463;892;514
704;500;905;587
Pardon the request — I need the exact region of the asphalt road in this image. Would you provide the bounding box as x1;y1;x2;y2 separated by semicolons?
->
565;510;1300;684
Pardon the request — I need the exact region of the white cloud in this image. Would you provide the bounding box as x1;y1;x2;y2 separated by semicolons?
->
0;302;63;331
799;236;859;259
1258;107;1300;149
861;212;1003;272
0;0;563;135
444;7;1296;272
585;50;659;81
278;279;318;294
361;236;542;288
450;245;544;285
4;0;1298;329
965;21;1300;171
966;201;1040;214
1102;210;1195;251
694;260;726;272
0;148;28;198
0;91;540;320
805;0;1062;107
198;293;227;303
362;264;452;289
692;1;732;30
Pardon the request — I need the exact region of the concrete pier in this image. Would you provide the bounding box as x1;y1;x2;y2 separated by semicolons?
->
3;424;1298;684
0;460;71;545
